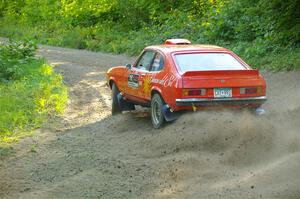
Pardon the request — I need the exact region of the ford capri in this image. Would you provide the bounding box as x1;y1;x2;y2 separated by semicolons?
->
106;39;267;128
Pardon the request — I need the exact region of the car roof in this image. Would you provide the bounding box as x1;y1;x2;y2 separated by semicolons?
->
145;44;228;54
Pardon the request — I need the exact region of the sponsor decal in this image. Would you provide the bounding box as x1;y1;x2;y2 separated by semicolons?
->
141;74;178;96
151;74;177;87
128;74;139;88
143;76;152;95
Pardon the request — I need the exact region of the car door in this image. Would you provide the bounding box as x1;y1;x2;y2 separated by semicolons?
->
141;52;165;100
125;50;156;103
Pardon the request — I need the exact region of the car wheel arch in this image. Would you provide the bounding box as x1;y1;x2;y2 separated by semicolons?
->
151;89;165;103
109;79;117;89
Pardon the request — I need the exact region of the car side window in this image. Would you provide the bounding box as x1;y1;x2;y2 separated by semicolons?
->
150;53;164;72
136;51;155;71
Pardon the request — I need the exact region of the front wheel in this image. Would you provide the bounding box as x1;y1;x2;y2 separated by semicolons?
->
151;94;165;129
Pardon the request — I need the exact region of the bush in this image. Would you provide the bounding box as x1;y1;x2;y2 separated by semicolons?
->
0;40;67;142
0;39;37;81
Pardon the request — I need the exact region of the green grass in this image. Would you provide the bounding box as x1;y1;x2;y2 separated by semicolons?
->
0;59;67;144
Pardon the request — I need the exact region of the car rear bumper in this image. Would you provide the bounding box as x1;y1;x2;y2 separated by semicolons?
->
175;96;267;106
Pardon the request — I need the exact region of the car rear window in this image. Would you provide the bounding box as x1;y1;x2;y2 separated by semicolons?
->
174;53;246;72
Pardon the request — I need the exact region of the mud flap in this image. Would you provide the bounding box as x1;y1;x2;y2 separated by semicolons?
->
162;105;177;122
117;93;135;111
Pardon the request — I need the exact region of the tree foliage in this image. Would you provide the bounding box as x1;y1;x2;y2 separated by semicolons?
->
0;0;299;70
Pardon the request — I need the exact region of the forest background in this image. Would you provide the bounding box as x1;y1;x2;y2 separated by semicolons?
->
0;0;299;71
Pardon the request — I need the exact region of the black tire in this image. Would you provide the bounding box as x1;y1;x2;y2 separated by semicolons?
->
151;94;165;129
111;83;122;115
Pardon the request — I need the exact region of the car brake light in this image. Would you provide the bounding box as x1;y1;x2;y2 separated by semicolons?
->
183;89;206;96
189;90;201;95
240;87;258;94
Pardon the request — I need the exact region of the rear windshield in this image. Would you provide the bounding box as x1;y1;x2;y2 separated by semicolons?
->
174;53;246;72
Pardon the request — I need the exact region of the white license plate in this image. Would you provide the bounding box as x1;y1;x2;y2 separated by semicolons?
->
214;88;232;98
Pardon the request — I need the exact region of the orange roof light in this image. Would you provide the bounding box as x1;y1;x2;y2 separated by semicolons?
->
164;39;191;45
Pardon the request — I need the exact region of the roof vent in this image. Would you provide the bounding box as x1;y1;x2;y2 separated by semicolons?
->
164;39;191;45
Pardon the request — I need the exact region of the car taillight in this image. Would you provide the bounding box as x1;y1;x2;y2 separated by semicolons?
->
183;89;206;96
240;87;258;94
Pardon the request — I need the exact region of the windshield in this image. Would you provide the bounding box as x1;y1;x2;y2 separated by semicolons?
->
174;53;246;72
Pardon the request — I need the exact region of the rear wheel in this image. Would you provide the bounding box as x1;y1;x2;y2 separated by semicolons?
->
151;94;165;129
111;83;122;115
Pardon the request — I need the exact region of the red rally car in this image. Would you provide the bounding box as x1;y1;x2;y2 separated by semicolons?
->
106;39;267;128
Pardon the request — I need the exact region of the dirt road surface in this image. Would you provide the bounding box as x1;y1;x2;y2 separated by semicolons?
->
1;44;300;199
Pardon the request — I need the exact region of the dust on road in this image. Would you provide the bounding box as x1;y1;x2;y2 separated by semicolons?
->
0;45;300;199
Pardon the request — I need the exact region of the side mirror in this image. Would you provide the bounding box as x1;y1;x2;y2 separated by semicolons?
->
125;64;132;69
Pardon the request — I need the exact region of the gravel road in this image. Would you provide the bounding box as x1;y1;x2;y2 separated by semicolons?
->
0;44;300;199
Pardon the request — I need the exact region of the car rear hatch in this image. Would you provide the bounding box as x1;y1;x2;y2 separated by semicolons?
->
181;69;266;99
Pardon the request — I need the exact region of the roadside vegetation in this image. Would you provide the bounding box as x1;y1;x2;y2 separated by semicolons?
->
0;39;67;150
0;0;299;71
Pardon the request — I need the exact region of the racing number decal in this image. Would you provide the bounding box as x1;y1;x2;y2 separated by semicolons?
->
128;74;139;88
